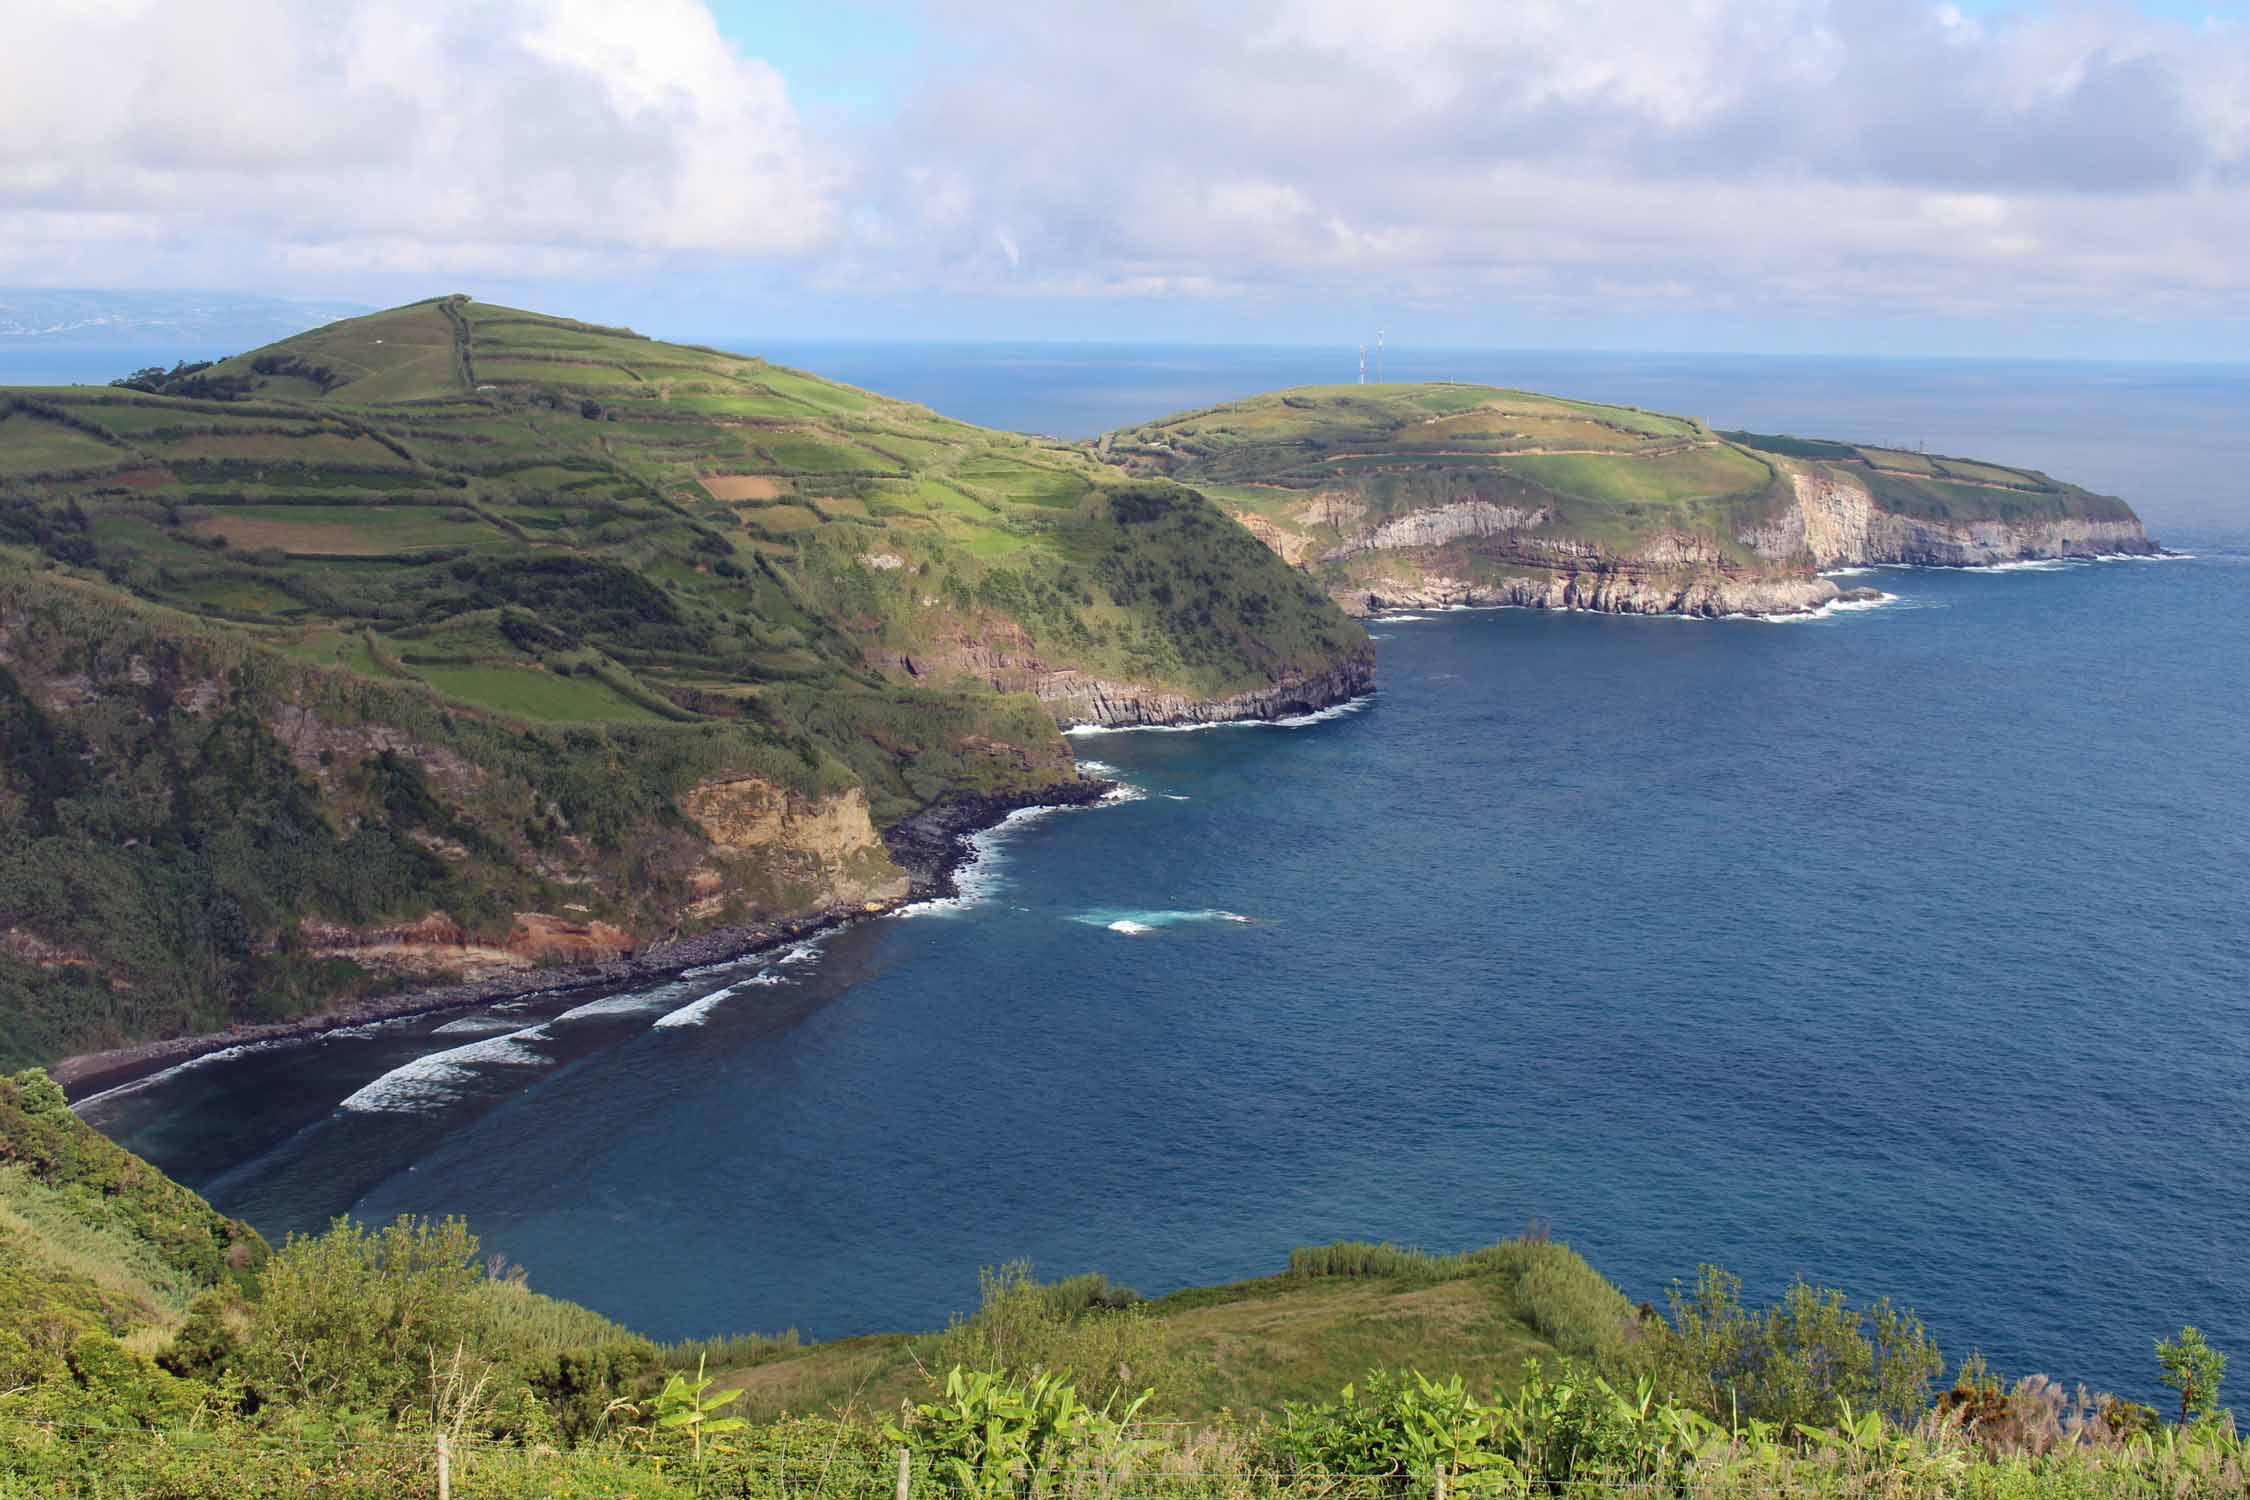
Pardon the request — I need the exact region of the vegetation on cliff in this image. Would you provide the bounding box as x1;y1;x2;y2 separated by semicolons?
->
1105;385;2150;614
0;1070;2235;1497
0;299;1367;1067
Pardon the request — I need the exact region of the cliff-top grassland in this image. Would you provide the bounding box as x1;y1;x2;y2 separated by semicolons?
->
0;1066;2237;1498
1103;385;2154;617
0;297;1369;1069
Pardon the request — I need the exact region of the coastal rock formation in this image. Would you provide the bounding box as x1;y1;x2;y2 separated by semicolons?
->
1349;570;1857;618
1032;656;1377;727
1745;471;2159;568
506;912;636;963
879;621;1375;727
1321;500;1547;561
680;777;910;915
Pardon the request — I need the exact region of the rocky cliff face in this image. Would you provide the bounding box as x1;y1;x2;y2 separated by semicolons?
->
879;621;1376;727
1030;656;1377;726
1344;569;1850;618
1322;500;1549;561
1260;467;2155;620
680;777;909;917
1744;471;2159;568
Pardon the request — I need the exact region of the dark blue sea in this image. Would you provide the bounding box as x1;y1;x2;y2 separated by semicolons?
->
60;345;2250;1408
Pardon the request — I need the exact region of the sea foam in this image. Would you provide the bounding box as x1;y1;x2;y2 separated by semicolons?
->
338;1027;554;1115
652;982;743;1030
1073;908;1256;935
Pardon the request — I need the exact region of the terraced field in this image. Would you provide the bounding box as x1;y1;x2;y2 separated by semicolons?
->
2;298;1361;735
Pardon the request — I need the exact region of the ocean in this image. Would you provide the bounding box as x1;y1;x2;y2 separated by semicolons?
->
58;344;2250;1407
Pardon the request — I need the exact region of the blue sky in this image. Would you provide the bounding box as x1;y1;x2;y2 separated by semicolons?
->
4;0;2247;358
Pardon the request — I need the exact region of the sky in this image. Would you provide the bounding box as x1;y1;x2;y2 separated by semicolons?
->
4;0;2248;357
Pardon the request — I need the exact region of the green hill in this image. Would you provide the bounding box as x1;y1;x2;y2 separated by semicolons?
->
1105;385;2153;616
0;298;1368;1069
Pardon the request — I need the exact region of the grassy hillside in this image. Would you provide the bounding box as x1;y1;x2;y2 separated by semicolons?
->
0;299;1368;1067
0;1068;262;1373
1105;386;2146;612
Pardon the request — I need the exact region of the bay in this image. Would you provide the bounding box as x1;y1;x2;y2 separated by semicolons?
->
72;346;2250;1407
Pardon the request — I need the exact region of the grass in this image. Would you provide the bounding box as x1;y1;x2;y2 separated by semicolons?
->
186;504;508;556
700;1239;1635;1424
409;662;670;722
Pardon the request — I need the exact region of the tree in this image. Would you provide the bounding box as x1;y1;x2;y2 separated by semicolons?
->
1652;1265;1944;1433
2156;1326;2227;1425
242;1215;486;1417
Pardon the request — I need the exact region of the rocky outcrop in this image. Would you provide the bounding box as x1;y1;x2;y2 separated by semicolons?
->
680;776;909;914
1229;510;1320;566
1032;655;1377;727
876;619;1375;729
1746;470;2159;568
1346;570;1858;619
1322;501;1547;561
506;912;636;963
882;779;1114;899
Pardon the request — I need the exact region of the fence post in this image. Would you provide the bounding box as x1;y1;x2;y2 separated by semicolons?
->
1432;1465;1446;1500
437;1432;451;1500
896;1445;912;1500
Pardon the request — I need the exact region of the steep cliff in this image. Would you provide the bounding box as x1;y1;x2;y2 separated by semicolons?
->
1105;386;2154;618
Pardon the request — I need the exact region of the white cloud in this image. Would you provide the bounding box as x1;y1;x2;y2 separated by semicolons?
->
5;0;2247;348
0;0;833;286
841;0;2250;327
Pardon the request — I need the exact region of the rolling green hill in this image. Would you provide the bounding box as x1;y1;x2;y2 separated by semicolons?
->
1105;385;2153;616
0;299;1369;1068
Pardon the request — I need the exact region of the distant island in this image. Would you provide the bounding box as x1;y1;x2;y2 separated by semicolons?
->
1103;385;2156;618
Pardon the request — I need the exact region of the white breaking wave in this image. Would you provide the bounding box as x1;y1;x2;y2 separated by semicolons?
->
1730;591;1902;624
1161;793;1191;801
895;804;1063;918
429;1014;526;1037
551;991;687;1024
652;982;744;1030
1374;612;1433;621
1072;908;1256;935
338;1027;554;1115
1820;566;1878;577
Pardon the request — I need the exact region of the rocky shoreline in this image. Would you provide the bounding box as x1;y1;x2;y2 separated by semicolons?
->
55;775;1118;1105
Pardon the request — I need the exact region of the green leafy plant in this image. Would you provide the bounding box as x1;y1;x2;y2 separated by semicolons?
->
886;1366;1152;1499
650;1354;746;1492
2157;1325;2229;1426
